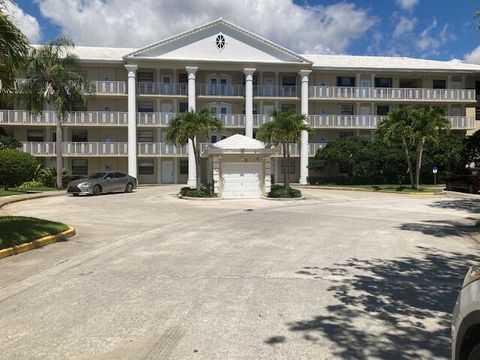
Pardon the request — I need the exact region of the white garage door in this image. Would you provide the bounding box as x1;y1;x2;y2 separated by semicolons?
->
222;162;263;198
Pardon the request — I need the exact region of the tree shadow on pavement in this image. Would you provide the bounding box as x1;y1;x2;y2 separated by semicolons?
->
399;220;476;238
429;199;480;214
265;247;478;359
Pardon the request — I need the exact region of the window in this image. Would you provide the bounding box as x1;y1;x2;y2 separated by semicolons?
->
161;75;171;83
375;78;392;88
281;159;295;174
138;101;154;113
179;102;188;113
104;75;113;81
114;172;126;178
72;130;88;142
178;73;188;83
337;76;355;87
216;34;226;50
433;80;447;89
137;72;153;82
72;159;88;176
138;130;154;142
180;159;188;175
281;104;296;112
282;76;296;86
27;129;44;142
377;105;390;116
138;160;154;175
340;105;354;115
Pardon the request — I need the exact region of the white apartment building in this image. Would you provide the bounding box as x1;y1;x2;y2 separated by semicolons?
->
2;18;480;186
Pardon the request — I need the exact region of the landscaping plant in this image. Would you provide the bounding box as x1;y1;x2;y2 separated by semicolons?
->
19;36;89;189
0;149;38;189
167;109;223;190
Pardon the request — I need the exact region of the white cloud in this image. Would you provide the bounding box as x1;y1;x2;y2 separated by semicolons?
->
35;0;376;54
415;18;455;56
395;0;420;11
465;46;480;64
393;16;416;38
4;1;41;43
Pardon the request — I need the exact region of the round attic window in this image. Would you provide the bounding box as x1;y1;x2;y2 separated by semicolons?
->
216;34;226;50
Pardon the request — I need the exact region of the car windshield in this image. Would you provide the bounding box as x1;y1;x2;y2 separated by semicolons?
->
88;172;107;179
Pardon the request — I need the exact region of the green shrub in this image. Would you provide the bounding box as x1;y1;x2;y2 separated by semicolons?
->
37;167;72;188
268;185;302;198
11;181;54;192
0;149;38;189
180;186;215;198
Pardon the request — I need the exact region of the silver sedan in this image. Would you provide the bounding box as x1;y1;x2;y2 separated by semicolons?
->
67;171;137;196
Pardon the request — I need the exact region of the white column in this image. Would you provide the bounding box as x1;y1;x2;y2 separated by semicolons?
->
186;66;198;187
243;68;256;138
125;64;138;178
299;70;311;185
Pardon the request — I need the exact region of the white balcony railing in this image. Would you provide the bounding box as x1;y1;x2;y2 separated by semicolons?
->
254;85;298;97
63;111;128;126
449;116;476;129
309;115;384;129
137;82;187;96
197;84;245;97
309;86;476;102
89;81;127;95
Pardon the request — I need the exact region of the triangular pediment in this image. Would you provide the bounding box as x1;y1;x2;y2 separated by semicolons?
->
125;19;311;64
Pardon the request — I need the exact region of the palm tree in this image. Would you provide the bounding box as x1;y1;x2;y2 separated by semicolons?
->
257;110;309;189
19;36;89;189
411;105;450;190
0;0;30;93
166;109;224;189
377;107;416;188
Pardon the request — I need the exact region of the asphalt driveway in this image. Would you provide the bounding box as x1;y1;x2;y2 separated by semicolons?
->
0;186;479;359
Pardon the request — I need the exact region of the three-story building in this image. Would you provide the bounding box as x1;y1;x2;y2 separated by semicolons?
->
2;18;480;185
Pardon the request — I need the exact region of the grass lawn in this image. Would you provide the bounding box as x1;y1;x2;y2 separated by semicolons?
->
311;184;445;193
0;216;69;250
0;189;23;197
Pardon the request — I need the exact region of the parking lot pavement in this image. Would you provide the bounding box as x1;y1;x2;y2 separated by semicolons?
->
0;186;479;359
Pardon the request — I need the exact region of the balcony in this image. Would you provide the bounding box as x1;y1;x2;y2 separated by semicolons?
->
254;85;298;98
197;84;244;97
309;115;383;129
89;81;127;95
22;142;326;157
137;82;187;96
309;86;476;102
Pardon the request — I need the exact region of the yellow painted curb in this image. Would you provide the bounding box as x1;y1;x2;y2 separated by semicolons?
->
0;226;76;260
0;248;15;259
13;242;34;254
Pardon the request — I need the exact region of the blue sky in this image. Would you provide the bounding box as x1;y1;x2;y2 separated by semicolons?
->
8;0;480;62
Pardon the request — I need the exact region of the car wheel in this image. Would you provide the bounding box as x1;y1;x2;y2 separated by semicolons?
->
446;183;453;191
72;194;79;197
468;184;474;194
125;183;133;193
93;185;101;196
468;342;480;360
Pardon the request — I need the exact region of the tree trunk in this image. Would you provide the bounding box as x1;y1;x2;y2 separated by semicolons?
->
415;138;425;191
282;143;288;189
401;136;414;189
192;137;201;189
56;123;63;189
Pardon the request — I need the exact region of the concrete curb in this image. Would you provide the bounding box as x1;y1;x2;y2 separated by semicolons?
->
0;226;76;260
178;195;220;200
296;185;445;196
261;196;305;201
0;191;65;213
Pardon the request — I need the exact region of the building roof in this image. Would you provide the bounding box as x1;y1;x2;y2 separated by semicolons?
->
32;45;136;64
212;134;267;150
302;54;480;72
124;18;311;64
